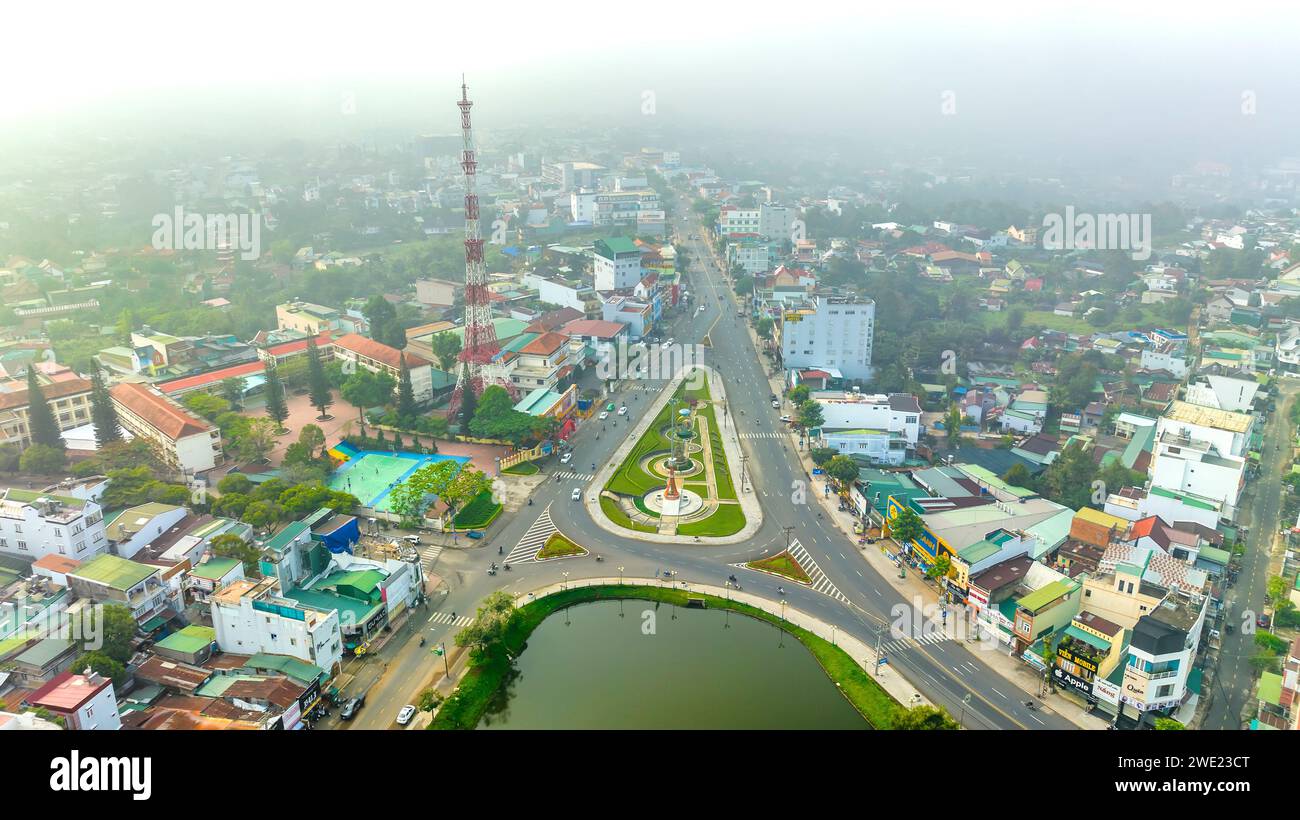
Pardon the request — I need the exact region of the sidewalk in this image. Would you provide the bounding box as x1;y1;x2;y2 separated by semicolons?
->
515;575;930;717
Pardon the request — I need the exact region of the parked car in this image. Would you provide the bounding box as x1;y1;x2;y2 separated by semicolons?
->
396;705;416;726
780;415;793;423
571;488;582;501
560;452;573;465
771;399;780;409
465;530;484;540
340;695;365;720
1258;613;1271;629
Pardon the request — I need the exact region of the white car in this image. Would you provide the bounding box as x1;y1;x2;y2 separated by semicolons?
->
571;488;582;501
771;399;780;409
599;411;609;420
396;705;416;726
560;452;573;465
697;305;705;313
618;406;628;416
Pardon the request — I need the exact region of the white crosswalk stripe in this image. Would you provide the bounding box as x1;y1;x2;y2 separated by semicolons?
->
428;611;475;628
750;539;849;604
504;506;558;565
877;630;952;656
416;542;443;569
739;432;785;439
553;470;595;481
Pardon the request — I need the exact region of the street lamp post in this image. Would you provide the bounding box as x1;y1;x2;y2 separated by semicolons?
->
562;571;569;591
959;693;971;727
618;566;625;585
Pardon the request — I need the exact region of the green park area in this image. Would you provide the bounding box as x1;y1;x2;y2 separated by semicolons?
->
745;551;812;584
599;371;745;538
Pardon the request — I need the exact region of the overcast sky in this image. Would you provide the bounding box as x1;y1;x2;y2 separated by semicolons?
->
4;1;1299;176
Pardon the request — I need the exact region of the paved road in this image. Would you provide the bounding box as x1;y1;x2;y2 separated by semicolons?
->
343;189;1077;729
1203;382;1296;729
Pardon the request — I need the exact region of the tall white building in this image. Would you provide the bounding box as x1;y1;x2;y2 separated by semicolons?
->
0;489;107;562
1150;401;1253;520
779;296;875;381
814;392;921;465
211;577;343;676
719;202;794;241
593;237;644;292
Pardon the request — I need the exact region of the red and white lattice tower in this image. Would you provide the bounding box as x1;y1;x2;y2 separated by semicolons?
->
449;78;509;416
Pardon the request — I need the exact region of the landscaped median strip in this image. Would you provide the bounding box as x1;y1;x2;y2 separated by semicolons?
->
429;583;910;730
745;550;812;584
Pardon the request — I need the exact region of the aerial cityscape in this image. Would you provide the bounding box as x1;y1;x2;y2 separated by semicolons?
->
2;3;1298;775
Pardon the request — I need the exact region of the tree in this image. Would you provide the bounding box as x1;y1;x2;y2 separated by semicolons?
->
306;341;334;419
457;365;478;428
756;317;774;340
396;355;418;419
210;532;262;573
1035;441;1098;510
429;332;462;374
453;590;518;662
826;454;860;493
1001;462;1033;489
220;377;246;409
810;447;838;467
893;704;959;730
889;506;925;547
24;369;64;451
796;399;824;431
0;444;20;472
364;295;406;348
788;385;811;405
467;385;551;445
235;418;279;464
1153;717;1185;730
944;403;963;449
71;650;128;689
298;424;326;458
341;369;395;427
89;369;122;446
77;603;137;663
20;443;66;474
182;392;231;421
926;554;952;581
263;364;289;431
276;356;310;391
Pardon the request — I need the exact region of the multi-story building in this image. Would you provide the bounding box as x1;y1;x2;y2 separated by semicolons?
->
0;377;94;449
210;577;344;676
26;671;121;730
725;237;780;275
507;332;574;392
1150;401;1253;520
718;202;794;241
0;489;106;562
1120;595;1207;721
110;382;223;474
543;161;605;192
521;271;602;316
778;296;875;381
593;237;644;292
1256;638;1300;730
67;553;170;627
276;300;342;335
332;333;434;405
1183;374;1259;413
813;392;921;465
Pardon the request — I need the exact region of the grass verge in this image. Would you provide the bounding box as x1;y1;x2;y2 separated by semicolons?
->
536;532;585;560
746;550;812;583
677;503;746;537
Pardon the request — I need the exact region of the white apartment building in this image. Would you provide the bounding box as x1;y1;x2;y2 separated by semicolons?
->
779;296;875;381
1120;595;1207;718
211;577;344;676
718;202;794;241
593;237;644;292
110;382;223;474
1139;348;1187;378
814;392;921;465
1149;401;1253;520
521;271;600;315
725;238;780;275
0;489;106;562
543;161;604;191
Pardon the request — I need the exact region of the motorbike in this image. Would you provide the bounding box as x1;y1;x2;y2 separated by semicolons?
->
595;555;603;562
528;498;533;506
419;637;425;647
504;563;511;571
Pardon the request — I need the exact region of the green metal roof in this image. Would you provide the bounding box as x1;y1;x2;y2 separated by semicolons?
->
72;553;157;591
156;625;216;654
264;521;310;555
188;557;241;581
1016;580;1074;613
245;653;328;685
1198;546;1231;566
1063;624;1110;651
1257;672;1283;706
958;539;1001;564
15;637;73;667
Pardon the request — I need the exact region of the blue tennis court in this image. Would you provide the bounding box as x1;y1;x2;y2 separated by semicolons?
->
328;443;470;512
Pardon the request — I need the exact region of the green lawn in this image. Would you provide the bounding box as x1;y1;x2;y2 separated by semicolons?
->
536;532;584;560
599;496;657;533
746;551;811;583
677;503;746;537
502;462;540;476
430;585;902;730
453;491;502;529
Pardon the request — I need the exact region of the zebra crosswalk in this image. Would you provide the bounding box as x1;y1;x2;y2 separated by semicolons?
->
877;630;952;657
553;470;595;481
504;507;558;565
739;431;785;439
428;611;474;628
415;542;443;569
786;539;850;603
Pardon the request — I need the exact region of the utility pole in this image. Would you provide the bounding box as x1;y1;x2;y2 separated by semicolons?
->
782;526;795;552
873;622;887;677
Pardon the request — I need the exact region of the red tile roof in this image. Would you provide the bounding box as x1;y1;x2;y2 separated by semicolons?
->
110;382;214;440
334;333;429;369
560;319;626;339
519;332;568;356
0;376;92;411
